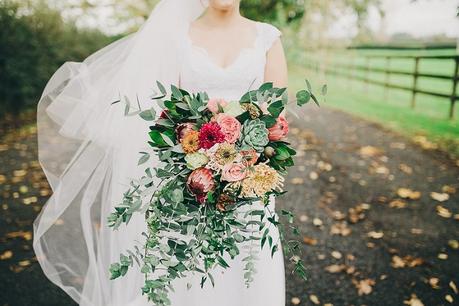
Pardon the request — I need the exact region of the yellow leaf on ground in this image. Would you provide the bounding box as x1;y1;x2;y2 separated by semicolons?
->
390;199;407;208
397;188;421;200
404;294;424;306
353;279;375;296
442;185;456;194
309;295;320;305
448;240;459;250
291;297;301;305
0;250;13;260
359;146;382;157
367;231;384;239
449;281;458;294
429;277;440;289
290;178;304;185
5;231;32;241
303;236;318;246
430;192;450;202
325;264;346;273
331;251;342;259
437;206;452;218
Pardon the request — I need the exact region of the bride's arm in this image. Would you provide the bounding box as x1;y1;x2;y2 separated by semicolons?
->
264;38;288;88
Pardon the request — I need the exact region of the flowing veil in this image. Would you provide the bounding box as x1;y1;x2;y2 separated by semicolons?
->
33;1;207;305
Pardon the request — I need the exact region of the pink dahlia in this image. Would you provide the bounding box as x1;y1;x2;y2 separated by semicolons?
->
268;116;289;141
198;122;225;150
187;168;215;204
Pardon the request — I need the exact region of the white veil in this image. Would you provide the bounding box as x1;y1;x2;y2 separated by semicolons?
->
33;1;207;305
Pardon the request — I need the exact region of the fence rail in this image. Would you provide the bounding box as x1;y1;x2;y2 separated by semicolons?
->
305;54;459;119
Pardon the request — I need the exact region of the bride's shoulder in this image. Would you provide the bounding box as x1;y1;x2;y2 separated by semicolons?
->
245;19;282;42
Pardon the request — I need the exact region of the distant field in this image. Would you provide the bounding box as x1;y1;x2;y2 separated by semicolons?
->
288;48;459;158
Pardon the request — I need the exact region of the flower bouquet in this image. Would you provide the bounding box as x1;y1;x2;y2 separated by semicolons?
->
108;81;323;305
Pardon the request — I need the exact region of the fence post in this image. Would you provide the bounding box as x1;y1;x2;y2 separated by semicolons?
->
384;56;391;100
411;57;420;109
450;57;459;119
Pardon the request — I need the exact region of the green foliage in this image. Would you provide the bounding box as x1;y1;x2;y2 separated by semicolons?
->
0;0;112;115
108;82;323;305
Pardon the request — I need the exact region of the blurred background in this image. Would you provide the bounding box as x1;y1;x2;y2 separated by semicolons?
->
0;0;458;305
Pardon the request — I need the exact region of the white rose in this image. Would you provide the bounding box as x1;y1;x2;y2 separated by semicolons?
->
185;152;209;170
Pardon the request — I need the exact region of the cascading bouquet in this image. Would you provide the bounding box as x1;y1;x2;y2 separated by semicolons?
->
108;81;323;305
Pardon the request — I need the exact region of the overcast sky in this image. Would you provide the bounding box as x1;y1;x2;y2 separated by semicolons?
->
378;0;458;37
329;0;459;39
77;0;459;39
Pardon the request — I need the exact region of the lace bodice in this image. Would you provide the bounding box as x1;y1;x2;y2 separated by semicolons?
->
180;22;281;101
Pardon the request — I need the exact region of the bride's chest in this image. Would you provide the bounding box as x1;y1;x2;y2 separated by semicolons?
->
179;43;267;100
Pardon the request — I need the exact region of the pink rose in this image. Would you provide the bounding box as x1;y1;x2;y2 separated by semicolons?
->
207;98;228;114
214;113;241;144
221;163;247;182
268;116;289;141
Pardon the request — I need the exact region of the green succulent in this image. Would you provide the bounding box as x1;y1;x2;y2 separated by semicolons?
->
241;119;269;152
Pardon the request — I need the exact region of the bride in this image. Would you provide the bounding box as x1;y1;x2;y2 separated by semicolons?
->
33;0;288;305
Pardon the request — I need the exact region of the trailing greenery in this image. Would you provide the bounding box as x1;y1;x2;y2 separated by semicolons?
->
0;0;113;115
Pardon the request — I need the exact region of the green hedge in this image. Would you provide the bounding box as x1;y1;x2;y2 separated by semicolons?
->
0;1;113;115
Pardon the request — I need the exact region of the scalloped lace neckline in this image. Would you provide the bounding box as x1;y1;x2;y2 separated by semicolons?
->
187;22;261;71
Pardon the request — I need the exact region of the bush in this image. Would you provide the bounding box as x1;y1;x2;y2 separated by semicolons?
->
0;1;113;115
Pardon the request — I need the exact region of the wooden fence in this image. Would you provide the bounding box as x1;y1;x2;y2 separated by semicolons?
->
305;54;459;119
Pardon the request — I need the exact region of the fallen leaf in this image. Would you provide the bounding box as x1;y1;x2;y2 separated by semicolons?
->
359;146;382;157
325;264;346;273
332;211;346;221
367;231;384;239
413;135;438;150
442;185;456;194
330;222;352;236
303;237;318;246
5;231;32;241
299;215;308;222
411;228;423;235
0;250;13;260
450;281;458;294
397;188;421;200
309;295;320;305
313;218;323;227
390;199;407;209
291;297;301;305
429;277;440;289
309;171;319;180
353;278;375;296
448;240;459;250
399;164;413;174
331;251;342;259
438;253;448;260
437;206;452;218
291;178;304;185
404;294;424;306
445;295;454;303
431;192;450;202
391;255;424;268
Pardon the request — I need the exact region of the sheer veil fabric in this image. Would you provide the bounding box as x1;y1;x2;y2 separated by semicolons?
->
33;1;207;305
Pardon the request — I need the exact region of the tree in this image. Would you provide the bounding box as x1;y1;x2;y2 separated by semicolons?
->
0;0;112;114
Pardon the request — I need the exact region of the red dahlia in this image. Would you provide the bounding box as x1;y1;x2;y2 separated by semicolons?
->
198;122;225;149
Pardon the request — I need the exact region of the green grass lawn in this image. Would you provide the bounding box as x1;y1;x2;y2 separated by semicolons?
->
289;48;459;158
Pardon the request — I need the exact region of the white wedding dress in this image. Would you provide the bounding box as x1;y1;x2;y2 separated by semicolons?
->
127;21;286;306
33;1;285;305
